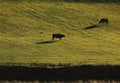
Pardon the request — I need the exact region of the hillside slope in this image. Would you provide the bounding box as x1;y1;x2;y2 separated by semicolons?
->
0;0;120;65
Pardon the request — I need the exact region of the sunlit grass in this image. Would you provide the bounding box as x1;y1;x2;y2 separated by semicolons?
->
0;0;120;65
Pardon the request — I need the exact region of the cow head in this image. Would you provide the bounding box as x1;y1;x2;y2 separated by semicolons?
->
62;34;65;37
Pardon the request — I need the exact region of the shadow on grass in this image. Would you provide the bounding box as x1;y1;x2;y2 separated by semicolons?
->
83;24;100;30
0;65;120;82
35;40;58;44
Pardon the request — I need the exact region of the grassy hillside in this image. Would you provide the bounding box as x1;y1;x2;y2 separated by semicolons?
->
0;0;120;65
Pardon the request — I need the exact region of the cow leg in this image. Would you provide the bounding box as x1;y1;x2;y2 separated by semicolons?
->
52;37;54;40
107;21;108;24
59;37;62;40
99;21;101;24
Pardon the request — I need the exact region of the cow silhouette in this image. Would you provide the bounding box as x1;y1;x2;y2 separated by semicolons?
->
99;18;108;24
52;34;65;40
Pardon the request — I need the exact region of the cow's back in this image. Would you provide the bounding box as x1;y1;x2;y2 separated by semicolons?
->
99;18;108;24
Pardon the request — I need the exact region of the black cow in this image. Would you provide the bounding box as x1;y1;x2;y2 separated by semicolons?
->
52;34;65;40
99;18;108;24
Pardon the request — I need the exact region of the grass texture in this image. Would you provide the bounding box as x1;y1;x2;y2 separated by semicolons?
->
0;0;120;65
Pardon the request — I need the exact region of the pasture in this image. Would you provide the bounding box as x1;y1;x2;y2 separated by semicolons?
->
0;0;120;66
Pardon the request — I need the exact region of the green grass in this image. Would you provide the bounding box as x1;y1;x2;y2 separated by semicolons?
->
0;0;120;65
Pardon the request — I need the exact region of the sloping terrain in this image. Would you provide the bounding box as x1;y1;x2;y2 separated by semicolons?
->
0;0;120;65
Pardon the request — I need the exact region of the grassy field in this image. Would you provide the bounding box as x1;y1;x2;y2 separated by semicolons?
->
0;0;120;65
